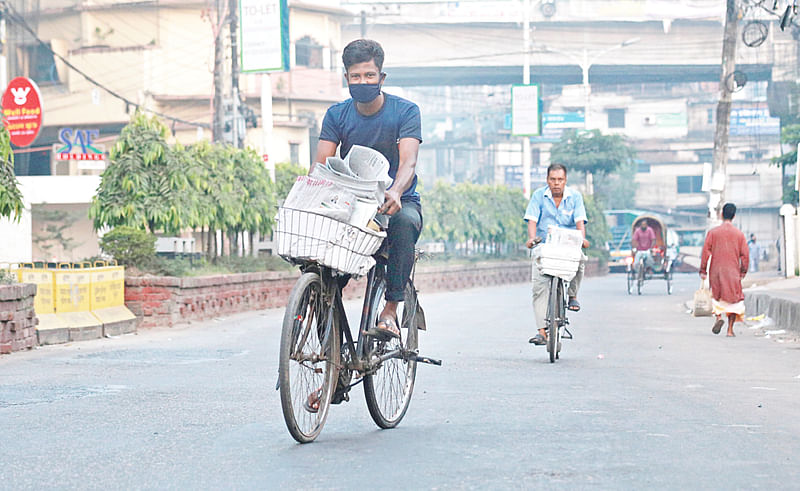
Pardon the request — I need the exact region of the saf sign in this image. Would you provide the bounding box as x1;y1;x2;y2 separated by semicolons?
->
2;77;43;147
56;128;104;161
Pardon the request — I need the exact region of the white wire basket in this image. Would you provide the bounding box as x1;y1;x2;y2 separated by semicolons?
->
275;207;386;277
534;226;584;281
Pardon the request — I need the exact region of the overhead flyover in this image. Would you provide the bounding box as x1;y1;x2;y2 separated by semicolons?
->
382;64;773;87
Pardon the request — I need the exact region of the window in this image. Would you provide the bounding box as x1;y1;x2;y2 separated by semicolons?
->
677;175;703;194
607;108;625;128
24;43;60;85
706;108;714;125
289;142;300;165
295;36;323;68
637;163;651;173
696;149;713;162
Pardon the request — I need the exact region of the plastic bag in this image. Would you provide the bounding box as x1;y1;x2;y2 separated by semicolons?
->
693;280;713;317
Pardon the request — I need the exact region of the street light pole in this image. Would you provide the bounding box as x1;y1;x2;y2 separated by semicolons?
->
540;38;639;194
542;38;639;129
522;0;532;198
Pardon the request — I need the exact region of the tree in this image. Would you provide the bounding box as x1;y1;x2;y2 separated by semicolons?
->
593;159;637;210
549;129;635;195
229;146;276;256
583;194;610;255
190;142;241;258
772;123;800;204
0;124;22;222
419;181;526;255
90;111;197;234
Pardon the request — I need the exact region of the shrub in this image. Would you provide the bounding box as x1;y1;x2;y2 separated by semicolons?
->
99;226;157;268
0;270;17;285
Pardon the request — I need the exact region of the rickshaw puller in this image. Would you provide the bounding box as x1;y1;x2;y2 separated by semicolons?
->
632;219;656;272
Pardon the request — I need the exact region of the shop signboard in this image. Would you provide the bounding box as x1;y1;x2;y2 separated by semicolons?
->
53;128;106;170
2;77;43;147
730;107;780;136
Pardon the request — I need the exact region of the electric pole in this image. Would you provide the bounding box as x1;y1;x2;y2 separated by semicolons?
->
710;0;738;221
229;0;242;149
360;10;366;38
212;0;226;143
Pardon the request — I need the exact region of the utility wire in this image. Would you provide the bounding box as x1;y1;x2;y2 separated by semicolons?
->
2;2;210;128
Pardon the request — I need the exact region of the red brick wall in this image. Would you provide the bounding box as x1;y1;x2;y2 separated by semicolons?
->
0;284;39;354
125;258;604;328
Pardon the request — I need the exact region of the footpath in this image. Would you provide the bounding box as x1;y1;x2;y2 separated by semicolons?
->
742;270;800;334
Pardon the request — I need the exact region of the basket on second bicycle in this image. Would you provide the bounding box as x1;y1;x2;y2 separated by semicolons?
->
530;226;584;363
273;206;441;443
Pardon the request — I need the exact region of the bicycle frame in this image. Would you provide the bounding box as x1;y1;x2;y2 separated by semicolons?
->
307;251;433;390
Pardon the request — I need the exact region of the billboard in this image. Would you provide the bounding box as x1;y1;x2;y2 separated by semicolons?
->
240;0;289;73
730;107;780;136
511;84;541;136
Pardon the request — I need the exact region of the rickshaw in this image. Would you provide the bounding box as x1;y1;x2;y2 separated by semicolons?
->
625;214;678;295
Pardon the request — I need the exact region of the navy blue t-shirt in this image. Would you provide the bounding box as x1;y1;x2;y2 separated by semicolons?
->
319;93;422;202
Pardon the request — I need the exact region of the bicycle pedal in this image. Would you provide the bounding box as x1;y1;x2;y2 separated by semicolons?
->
413;354;442;366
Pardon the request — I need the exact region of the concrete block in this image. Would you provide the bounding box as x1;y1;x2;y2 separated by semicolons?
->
103;318;137;337
745;291;800;334
37;328;70;345
68;325;103;342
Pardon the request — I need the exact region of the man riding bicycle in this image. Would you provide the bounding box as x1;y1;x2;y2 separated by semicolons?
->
312;39;423;341
525;164;589;346
632;219;657;272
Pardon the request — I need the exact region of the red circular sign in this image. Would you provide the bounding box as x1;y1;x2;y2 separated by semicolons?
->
2;77;43;147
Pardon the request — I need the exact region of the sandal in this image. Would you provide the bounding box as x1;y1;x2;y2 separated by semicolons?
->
529;333;547;345
367;316;400;339
303;387;322;414
567;298;581;312
712;317;724;335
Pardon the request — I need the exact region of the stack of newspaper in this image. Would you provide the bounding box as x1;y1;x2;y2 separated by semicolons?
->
276;146;391;276
535;225;584;281
284;145;392;229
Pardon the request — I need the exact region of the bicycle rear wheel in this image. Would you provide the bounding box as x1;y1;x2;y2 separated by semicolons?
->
546;276;561;363
278;272;340;443
626;269;634;295
665;265;673;295
363;279;418;429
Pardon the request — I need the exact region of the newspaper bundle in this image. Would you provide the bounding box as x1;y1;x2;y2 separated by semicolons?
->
287;145;392;228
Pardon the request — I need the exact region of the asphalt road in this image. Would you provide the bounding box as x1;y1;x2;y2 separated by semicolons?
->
2;272;800;489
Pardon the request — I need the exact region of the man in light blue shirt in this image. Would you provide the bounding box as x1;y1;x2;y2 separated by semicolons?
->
524;163;589;346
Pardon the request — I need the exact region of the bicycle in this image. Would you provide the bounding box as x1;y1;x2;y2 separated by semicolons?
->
530;233;580;364
275;207;440;443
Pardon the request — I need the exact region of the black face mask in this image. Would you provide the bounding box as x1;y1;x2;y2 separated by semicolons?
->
349;83;381;103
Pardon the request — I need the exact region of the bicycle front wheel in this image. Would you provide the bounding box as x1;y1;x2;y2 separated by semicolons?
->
363;279;418;429
278;272;339;443
546;276;561;363
637;264;644;295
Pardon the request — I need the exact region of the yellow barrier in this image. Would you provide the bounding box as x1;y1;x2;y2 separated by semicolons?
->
90;266;126;310
53;267;92;313
16;266;55;315
12;262;135;340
